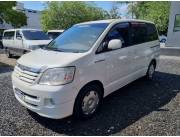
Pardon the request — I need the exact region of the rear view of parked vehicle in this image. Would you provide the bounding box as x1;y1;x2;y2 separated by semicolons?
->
159;35;167;43
12;19;160;120
47;30;64;40
3;29;51;57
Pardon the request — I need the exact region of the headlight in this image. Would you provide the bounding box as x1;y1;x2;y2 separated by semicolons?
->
38;67;75;85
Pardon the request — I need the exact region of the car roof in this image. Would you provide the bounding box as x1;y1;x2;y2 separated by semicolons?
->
48;30;64;33
4;28;42;32
76;19;155;25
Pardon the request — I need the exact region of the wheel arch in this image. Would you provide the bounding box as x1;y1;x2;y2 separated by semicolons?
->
73;80;104;115
151;59;157;68
76;80;104;99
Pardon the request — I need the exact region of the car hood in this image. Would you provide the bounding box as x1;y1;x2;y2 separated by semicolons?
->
17;49;86;70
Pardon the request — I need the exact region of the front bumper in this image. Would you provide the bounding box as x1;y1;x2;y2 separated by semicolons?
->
12;72;77;119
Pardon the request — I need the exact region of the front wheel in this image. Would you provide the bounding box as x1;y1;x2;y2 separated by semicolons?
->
73;84;103;120
146;61;155;79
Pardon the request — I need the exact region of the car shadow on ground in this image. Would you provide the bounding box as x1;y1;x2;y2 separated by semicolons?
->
28;71;180;135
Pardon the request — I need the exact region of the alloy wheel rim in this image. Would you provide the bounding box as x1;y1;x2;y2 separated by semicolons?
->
82;90;99;115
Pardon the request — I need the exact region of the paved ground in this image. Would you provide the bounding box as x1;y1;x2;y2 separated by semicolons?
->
0;53;180;135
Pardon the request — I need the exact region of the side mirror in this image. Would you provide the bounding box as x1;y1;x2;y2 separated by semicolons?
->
16;35;22;40
108;39;122;50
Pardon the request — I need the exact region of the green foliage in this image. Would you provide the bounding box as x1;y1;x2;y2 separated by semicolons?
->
109;2;121;19
0;1;27;28
41;1;110;31
128;2;170;34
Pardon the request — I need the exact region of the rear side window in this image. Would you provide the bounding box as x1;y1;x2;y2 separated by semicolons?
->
130;22;158;45
146;23;158;41
3;31;15;40
130;22;147;45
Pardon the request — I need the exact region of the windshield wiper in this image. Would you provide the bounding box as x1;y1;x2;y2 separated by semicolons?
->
71;51;80;53
44;47;63;52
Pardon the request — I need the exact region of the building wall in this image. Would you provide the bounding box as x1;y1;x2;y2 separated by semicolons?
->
0;2;42;30
166;2;180;47
23;9;41;29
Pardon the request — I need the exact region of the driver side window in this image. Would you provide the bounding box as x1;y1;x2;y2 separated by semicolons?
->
97;22;130;53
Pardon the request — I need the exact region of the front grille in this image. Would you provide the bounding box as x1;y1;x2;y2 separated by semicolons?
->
15;88;38;99
14;64;40;84
15;88;39;107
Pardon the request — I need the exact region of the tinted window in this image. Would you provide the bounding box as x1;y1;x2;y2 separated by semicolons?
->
3;31;15;40
174;14;180;31
130;22;147;45
22;30;50;40
146;23;158;41
45;23;109;53
48;32;62;39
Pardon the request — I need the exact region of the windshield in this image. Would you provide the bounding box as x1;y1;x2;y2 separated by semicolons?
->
45;23;109;53
23;30;50;40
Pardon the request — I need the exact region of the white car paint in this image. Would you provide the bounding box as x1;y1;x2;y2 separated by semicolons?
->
12;19;160;119
47;30;64;40
3;29;51;56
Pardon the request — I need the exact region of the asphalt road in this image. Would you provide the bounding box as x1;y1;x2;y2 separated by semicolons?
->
0;55;180;135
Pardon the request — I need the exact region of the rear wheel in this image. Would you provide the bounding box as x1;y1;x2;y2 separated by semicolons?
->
6;49;13;58
73;84;103;120
146;61;155;79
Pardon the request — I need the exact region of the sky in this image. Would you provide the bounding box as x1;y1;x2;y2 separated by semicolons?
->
20;1;128;18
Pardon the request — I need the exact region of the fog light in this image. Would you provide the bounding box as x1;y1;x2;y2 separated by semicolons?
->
44;98;55;107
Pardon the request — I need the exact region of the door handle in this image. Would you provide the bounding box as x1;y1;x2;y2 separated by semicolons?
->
94;59;105;63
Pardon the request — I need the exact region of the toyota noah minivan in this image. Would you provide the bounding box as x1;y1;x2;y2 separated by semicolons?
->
12;19;160;119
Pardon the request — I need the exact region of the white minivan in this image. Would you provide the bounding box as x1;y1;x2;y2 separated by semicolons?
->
3;29;51;57
12;19;160;119
47;30;64;40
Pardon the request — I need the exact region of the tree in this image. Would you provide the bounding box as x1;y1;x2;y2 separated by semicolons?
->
41;1;110;31
127;2;170;34
0;2;27;28
109;2;121;19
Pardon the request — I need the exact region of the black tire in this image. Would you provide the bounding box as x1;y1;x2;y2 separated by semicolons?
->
0;44;3;49
6;49;13;58
73;84;103;120
146;61;156;80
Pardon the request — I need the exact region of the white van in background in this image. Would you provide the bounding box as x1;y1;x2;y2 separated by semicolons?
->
3;29;51;57
47;30;64;40
12;19;160;120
